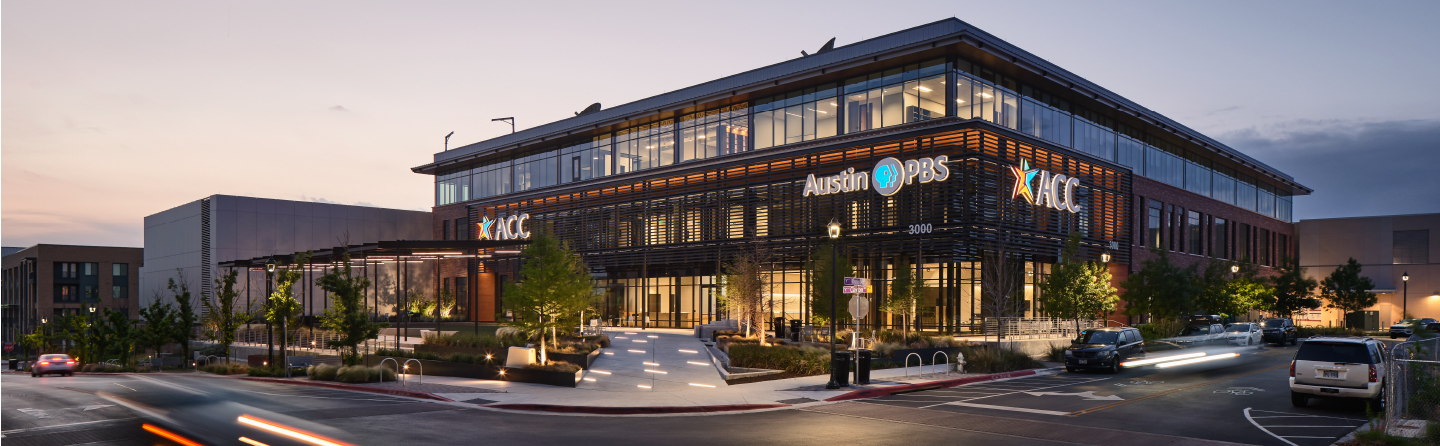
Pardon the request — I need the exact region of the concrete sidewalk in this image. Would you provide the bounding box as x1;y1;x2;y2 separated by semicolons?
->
339;328;1048;414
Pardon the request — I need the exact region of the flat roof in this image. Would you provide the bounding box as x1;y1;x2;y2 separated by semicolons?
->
415;18;1309;195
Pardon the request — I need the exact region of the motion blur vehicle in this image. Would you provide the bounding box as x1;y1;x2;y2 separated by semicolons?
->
1262;318;1298;346
1225;323;1262;346
1167;317;1225;346
31;354;76;377
1290;337;1387;408
1390;318;1439;338
1065;327;1145;373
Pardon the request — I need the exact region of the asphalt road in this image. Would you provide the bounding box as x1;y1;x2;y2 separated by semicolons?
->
866;342;1390;445
1;340;1400;446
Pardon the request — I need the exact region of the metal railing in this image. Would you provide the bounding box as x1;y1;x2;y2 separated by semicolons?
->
1384;335;1439;437
982;317;1105;341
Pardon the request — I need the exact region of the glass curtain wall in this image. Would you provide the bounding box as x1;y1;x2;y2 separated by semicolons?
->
679;104;750;162
560;135;614;185
615;120;675;174
845;60;948;134
436;169;470;206
514;150;559;193
754;86;838;149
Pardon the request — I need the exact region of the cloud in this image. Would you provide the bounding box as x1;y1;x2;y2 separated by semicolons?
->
301;195;341;204
329;105;348;112
1220;119;1440;220
1204;106;1241;116
353;201;375;207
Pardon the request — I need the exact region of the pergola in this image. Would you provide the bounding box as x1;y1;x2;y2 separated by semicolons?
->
217;239;530;344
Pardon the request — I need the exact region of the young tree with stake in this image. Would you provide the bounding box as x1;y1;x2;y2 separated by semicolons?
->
502;232;593;365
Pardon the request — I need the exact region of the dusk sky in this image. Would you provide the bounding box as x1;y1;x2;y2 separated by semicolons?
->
4;0;1438;248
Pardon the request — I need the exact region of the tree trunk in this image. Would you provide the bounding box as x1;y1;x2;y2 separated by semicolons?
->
538;330;548;365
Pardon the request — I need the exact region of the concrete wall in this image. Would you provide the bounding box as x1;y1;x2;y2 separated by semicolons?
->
1297;213;1440;327
141;195;432;317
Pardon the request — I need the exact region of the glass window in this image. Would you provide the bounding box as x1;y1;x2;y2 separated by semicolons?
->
1235;177;1257;212
112;263;128;276
1148;202;1162;249
83;263;97;276
1212;218;1228;259
1116;135;1143;172
1188;211;1203;255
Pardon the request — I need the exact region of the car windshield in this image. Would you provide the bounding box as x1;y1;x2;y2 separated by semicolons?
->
1077;330;1120;344
1179;325;1211;336
1226;324;1253;332
1263;320;1286;328
1296;342;1372;364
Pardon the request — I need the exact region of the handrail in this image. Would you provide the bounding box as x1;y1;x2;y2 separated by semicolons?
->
379;357;399;384
932;351;950;375
402;358;423;385
904;353;921;378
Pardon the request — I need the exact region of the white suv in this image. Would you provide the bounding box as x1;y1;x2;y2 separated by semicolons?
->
1289;336;1387;408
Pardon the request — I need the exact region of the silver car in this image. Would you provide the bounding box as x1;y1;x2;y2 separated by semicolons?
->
32;354;76;377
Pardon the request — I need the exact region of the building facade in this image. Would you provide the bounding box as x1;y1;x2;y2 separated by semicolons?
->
143;195;432;316
415;19;1308;331
2;245;144;344
1297;213;1438;329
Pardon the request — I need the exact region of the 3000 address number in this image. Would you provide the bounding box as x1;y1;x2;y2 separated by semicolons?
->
907;224;933;234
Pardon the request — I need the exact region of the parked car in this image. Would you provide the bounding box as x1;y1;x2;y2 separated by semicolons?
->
1262;318;1298;346
1290;336;1387;408
1389;318;1439;338
31;354;76;377
1166;322;1226;346
1065;327;1145;373
1225;323;1263;346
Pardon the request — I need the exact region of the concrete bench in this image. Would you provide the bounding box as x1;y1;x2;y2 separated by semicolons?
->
286;355;316;370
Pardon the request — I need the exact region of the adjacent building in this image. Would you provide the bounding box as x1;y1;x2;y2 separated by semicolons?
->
142;195;431;316
2;245;144;344
412;18;1308;331
1297;213;1438;329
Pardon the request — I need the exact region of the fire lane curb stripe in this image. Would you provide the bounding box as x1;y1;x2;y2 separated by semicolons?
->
1065;363;1288;417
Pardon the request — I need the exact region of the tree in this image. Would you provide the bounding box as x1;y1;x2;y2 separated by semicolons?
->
1320;258;1376;328
884;257;925;339
722;252;768;342
981;249;1027;340
201;270;250;359
138;298;176;359
1196;260;1271;319
1120;248;1201;322
502;232;594;364
1268;256;1321;319
319;253;388;365
266;253;309;370
168;274;199;365
98;307;137;367
1038;233;1119;334
807;242;854;326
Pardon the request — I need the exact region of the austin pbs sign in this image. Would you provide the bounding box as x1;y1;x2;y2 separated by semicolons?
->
802;155;950;198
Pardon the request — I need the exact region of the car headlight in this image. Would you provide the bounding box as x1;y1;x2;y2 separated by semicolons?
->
1065;350;1075;357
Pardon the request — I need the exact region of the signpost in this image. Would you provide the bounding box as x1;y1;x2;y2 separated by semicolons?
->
844;277;871;384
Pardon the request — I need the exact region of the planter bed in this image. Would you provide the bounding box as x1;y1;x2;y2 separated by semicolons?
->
546;349;600;370
362;355;582;388
413;344;508;359
500;367;582;388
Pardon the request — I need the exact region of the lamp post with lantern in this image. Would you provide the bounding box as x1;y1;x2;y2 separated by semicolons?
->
824;218;848;389
265;260;277;367
1402;271;1409;320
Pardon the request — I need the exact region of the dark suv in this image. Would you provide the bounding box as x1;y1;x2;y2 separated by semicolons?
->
1065;327;1145;373
1262;318;1298;346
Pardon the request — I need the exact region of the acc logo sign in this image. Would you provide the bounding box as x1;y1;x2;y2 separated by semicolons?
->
477;213;531;240
803;155;949;198
1010;159;1080;213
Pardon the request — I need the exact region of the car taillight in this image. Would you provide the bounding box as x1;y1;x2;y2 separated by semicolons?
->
39;361;50;366
1369;365;1378;383
1289;361;1295;377
66;361;76;365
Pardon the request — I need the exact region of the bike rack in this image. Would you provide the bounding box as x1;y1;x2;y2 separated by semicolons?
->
379;357;399;384
402;358;423;385
904;352;922;378
932;352;950;375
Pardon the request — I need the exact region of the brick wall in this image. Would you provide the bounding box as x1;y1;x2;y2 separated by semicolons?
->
1129;176;1295;278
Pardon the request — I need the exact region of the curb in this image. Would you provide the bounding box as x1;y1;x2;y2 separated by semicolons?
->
238;377;456;402
825;369;1042;402
486;403;789;415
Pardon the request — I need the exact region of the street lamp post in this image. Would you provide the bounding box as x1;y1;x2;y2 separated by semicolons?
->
1402;271;1409;320
825;218;846;389
265;260;276;367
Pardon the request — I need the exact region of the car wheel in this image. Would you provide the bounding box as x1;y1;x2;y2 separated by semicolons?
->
1108;358;1119;374
1066;367;1076;373
1291;391;1308;407
1391;334;1397;339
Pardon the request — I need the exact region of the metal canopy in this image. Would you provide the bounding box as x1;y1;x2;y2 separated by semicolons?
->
216;239;530;269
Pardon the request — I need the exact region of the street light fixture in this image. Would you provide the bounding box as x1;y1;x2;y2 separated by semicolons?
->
1402;271;1409;319
492;117;515;134
1100;251;1111;263
265;260;277;367
825;218;846;389
1231;264;1240;274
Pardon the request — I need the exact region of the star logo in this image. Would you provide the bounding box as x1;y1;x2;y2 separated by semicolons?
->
477;216;494;240
1010;159;1040;204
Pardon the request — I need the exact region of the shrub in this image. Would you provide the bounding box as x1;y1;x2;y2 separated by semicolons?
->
375;348;505;365
423;332;513;349
199;363;250;375
307;364;339;381
496;327;527;341
328;365;397;383
247;365;287;377
81;363;124;373
727;344;830;375
960;345;1044;374
522;361;580;373
1296;326;1367;338
1046;344;1068;363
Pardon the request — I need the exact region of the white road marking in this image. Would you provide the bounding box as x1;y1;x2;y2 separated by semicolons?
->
1244;407;1297;446
917;377;1110;409
0;417;141;434
1244;407;1363;446
1022;391;1122;401
942;402;1071;416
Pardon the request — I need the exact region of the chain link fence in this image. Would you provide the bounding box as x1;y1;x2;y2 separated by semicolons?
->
1385;335;1439;438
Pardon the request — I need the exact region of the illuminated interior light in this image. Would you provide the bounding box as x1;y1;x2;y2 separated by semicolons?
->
977;92;993;98
1121;352;1207;367
411;251;461;255
687;361;709;366
240;437;270;446
1154;353;1240;368
915;86;933;92
688;383;716;388
143;424;203;446
644;362;659;366
237;415;351;446
956;99;966;103
678;349;697;353
637;384;651;389
644;370;667;374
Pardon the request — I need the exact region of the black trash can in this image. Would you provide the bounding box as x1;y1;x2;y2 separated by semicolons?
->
773;317;787;339
855;349;871;384
8;359;17;371
789;320;802;342
829;351;851;388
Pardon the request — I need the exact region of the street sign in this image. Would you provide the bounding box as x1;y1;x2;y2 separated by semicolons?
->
848;296;870;320
2;342;12;352
844;277;868;287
